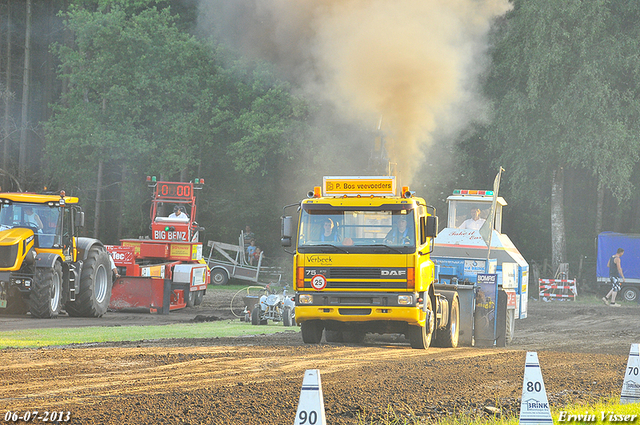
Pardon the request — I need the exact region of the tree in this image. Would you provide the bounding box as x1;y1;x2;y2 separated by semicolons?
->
18;0;32;184
485;0;640;270
46;6;214;236
45;5;311;246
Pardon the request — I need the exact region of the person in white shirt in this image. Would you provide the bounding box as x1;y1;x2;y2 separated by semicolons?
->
168;205;189;221
24;207;43;230
459;208;485;230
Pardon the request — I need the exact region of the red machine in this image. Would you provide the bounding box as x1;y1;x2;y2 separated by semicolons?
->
107;177;210;313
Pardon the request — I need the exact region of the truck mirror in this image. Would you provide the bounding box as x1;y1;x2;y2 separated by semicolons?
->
426;215;438;238
281;216;292;247
75;211;85;228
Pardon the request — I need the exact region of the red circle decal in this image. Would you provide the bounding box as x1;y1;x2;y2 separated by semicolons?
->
311;274;327;290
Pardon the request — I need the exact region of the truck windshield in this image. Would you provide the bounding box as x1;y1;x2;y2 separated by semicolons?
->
451;201;489;230
297;208;416;253
0;203;61;248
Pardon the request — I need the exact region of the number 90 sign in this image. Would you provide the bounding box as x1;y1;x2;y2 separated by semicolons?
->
311;274;327;290
297;410;318;424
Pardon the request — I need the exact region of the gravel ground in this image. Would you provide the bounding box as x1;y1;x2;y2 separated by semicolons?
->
0;289;639;424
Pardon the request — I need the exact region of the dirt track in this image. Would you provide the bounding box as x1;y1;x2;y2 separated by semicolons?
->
1;293;639;424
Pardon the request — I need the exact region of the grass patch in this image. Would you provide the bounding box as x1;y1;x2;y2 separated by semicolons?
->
0;320;297;349
354;398;640;424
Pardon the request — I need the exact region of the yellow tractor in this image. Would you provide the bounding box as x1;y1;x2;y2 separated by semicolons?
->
0;191;112;318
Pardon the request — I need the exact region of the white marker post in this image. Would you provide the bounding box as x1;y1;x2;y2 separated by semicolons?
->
620;343;640;404
294;369;327;425
519;352;553;425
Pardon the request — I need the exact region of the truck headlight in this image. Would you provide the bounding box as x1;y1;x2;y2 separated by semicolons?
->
397;295;412;305
298;294;313;304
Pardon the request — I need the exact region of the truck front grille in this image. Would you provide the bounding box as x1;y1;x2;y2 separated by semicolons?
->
327;281;406;289
339;308;371;315
0;244;18;268
329;267;381;279
303;266;407;290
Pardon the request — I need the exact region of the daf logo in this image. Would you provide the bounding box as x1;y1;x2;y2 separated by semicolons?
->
381;269;406;276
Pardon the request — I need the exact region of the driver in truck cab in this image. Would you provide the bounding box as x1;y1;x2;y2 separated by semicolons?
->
318;218;341;243
384;216;413;245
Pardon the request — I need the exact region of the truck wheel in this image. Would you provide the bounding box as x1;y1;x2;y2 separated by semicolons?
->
301;321;323;344
29;262;63;318
66;247;112;317
324;330;343;342
407;295;434;349
211;269;229;285
283;307;292;326
434;296;459;348
621;286;639;303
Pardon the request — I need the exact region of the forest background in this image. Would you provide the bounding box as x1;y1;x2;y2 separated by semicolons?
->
1;0;640;289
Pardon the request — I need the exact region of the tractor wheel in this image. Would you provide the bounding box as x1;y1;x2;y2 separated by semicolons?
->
433;296;460;348
186;290;195;307
194;290;204;306
186;290;205;307
301;321;323;344
251;305;261;325
29;262;63;318
283;306;292;327
407;295;434;349
211;269;229;285
66;247;112;317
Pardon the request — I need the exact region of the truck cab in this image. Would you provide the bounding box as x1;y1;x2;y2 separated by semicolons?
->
282;176;462;349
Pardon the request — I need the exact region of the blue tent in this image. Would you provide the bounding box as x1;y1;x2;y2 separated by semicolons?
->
597;232;640;280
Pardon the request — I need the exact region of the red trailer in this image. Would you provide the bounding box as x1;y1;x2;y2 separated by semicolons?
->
107;177;210;313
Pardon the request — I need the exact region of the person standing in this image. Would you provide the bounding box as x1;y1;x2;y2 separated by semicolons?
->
243;225;255;245
603;248;625;306
108;251;120;282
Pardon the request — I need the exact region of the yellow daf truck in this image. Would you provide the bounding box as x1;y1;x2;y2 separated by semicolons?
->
0;191;111;318
281;176;464;349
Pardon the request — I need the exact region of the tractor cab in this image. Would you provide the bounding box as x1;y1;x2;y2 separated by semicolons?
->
446;189;506;231
0;193;82;251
